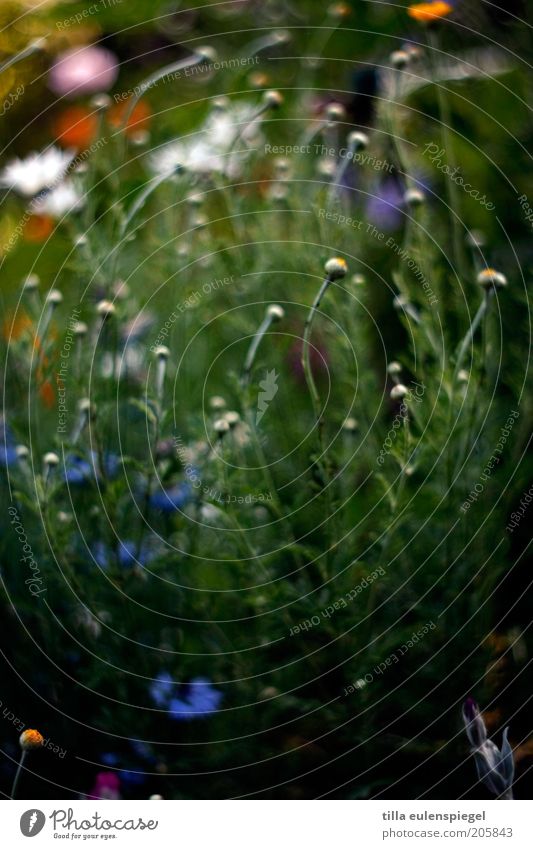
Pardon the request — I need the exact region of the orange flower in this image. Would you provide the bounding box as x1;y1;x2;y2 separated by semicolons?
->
24;214;54;243
53;106;98;149
19;729;44;750
107;99;151;136
407;2;453;22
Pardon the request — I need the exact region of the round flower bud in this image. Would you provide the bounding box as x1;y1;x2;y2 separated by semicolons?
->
196;46;217;63
387;361;402;376
342;416;358;432
390;384;408;401
325;102;346;122
150;794;164;800
351;273;366;286
19;729;44;750
457;369;469;383
209;396;226;410
266;304;285;321
391;49;409;69
154;345;170;360
263;90;283;109
46;289;63;306
348;131;369;150
23;274;39;292
214;418;230;436
77;398;92;414
16;444;29;459
476;268;507;290
96;300;116;317
74;321;88;337
224;411;240;428
90;94;112;111
404;188;425;207
324;257;348;280
44;452;59;466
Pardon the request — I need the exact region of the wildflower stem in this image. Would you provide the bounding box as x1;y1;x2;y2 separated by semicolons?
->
10;750;26;799
119;52;209;132
453;291;492;385
427;30;467;281
0;39;45;76
302;275;331;435
242;314;275;387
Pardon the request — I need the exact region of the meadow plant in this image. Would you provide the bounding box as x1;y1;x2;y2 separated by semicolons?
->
0;0;531;801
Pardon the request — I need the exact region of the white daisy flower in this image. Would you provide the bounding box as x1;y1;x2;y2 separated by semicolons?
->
149;102;262;178
0;147;75;197
32;180;84;218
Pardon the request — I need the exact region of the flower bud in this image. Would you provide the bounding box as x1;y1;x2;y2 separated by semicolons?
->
390;384;408;401
154;345;170;360
96;300;116;318
266;304;285;321
324;257;348;280
325;102;345;122
404;188;425;207
214;418;230;436
46;289;63;306
44;452;59;466
348;131;369;150
263;90;283;109
391;50;409;69
476;268;507;291
19;729;44;750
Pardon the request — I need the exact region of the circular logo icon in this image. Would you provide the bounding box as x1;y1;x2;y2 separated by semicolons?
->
20;809;46;837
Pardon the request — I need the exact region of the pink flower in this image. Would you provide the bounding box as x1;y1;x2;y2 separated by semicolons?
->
88;771;121;800
49;46;118;98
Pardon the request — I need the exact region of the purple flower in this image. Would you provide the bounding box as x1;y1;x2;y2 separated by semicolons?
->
49;46;119;98
149;672;222;720
0;420;17;467
149;671;175;708
64;451;120;485
462;699;515;799
366;177;404;231
92;538;157;569
149;481;192;512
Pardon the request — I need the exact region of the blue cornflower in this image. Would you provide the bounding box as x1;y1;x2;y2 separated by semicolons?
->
149;481;192;512
92;538;157;569
149;672;222;720
149;671;175;708
64;451;120;485
0;419;18;467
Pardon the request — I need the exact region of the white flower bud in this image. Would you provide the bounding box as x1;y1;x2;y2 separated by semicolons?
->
387;361;402;376
390;384;408;401
209;396;226;410
348;131;369;150
404;188;425;207
224;411;240;428
74;321;88;337
391;50;409;69
96;300;116;317
325;102;345;122
154;345;170;360
263;90;283;109
266;304;285;321
46;289;63;306
214;418;230;435
23;274;39;292
324;257;348;280
44;452;59;466
476;268;507;290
